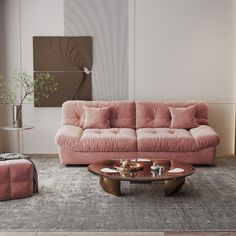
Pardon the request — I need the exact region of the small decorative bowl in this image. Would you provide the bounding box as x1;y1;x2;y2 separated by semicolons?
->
114;162;144;172
151;165;159;171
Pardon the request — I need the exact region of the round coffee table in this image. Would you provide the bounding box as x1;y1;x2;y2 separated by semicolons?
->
88;159;195;197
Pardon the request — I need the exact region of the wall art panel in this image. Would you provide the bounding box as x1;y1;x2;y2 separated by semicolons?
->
33;36;92;107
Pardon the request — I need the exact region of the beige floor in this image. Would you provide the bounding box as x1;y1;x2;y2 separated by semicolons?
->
0;232;235;236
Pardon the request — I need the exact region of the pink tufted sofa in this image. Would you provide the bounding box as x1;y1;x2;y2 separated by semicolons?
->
55;100;220;165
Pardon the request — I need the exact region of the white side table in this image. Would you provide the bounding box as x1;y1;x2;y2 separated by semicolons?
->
0;126;34;153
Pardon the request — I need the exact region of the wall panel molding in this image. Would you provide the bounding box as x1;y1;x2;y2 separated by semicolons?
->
64;0;129;100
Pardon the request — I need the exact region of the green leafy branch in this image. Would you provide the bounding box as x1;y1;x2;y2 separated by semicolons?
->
0;69;58;106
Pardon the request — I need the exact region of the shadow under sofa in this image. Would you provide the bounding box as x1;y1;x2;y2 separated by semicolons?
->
55;100;220;165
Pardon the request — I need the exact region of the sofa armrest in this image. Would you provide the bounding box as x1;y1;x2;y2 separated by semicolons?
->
190;125;220;149
55;125;83;147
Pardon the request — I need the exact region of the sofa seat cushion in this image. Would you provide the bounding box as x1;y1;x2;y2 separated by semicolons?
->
55;125;137;152
137;128;195;152
137;125;220;152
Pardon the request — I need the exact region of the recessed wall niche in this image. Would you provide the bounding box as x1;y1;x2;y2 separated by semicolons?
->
33;36;92;107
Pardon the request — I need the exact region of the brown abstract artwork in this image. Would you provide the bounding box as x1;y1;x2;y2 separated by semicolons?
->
33;36;92;107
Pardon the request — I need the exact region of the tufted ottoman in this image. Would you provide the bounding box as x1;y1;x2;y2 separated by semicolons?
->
0;159;33;201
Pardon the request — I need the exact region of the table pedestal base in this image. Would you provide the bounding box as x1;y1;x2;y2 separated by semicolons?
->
100;177;121;197
99;177;185;197
164;177;185;196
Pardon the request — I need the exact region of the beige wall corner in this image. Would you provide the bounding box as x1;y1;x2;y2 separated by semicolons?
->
208;104;235;157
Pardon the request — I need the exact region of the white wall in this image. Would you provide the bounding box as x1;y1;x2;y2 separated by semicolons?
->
0;0;22;152
0;0;4;152
134;0;235;102
21;0;64;154
1;0;235;156
0;0;64;154
130;0;236;156
1;0;128;154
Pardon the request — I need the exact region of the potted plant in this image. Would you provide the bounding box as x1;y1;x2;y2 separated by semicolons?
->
0;69;58;128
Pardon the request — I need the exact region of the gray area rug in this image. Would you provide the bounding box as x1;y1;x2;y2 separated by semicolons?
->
0;156;236;231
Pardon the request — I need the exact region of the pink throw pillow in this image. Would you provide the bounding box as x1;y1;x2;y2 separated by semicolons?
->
169;105;198;129
83;106;110;129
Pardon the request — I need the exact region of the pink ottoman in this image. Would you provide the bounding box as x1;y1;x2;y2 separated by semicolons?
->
0;159;33;201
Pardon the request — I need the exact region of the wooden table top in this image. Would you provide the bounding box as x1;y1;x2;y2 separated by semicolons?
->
88;159;195;182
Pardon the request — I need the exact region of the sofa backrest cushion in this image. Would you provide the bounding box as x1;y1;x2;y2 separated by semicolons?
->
62;100;135;129
136;101;208;129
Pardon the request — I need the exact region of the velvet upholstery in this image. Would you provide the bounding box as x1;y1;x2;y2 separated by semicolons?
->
58;147;216;165
83;106;110;129
137;128;195;152
62;100;135;129
136;101;208;129
169;105;198;129
0;160;33;201
137;125;219;152
56;100;219;165
56;125;137;152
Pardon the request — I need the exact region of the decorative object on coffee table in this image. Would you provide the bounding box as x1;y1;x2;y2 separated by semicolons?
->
114;159;144;172
0;69;57;127
88;159;195;197
151;161;160;171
